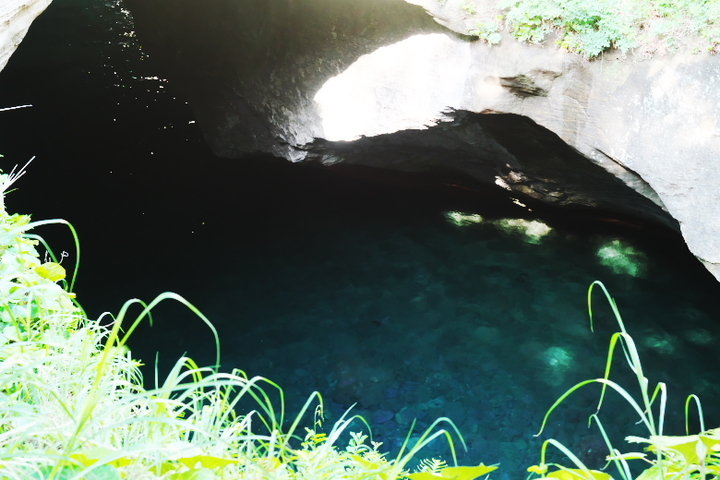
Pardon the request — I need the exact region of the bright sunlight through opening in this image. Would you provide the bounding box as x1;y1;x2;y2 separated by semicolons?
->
313;33;470;141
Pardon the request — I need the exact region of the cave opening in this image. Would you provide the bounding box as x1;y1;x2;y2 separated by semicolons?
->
1;0;719;475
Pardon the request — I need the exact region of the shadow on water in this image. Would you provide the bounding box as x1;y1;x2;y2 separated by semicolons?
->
2;1;720;477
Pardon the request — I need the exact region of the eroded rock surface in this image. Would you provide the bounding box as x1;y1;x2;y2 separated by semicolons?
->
0;0;53;73
124;0;720;280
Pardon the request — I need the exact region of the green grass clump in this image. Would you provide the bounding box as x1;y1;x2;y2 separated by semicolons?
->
0;161;488;479
527;281;720;480
467;0;720;57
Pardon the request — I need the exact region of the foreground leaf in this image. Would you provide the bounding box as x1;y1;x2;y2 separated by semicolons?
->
407;463;498;480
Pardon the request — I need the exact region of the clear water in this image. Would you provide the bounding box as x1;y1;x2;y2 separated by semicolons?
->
1;1;720;477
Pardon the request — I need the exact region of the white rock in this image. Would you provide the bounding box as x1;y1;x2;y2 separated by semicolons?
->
0;0;53;73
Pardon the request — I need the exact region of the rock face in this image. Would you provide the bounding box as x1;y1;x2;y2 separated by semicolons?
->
124;0;720;280
0;0;53;73
123;0;448;161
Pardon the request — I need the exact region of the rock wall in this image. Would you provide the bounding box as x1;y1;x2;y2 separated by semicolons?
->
124;0;720;280
124;0;448;161
0;0;52;73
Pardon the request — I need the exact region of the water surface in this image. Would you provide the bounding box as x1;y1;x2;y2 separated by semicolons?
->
1;1;719;476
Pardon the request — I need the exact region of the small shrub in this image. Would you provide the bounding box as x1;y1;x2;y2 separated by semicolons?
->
468;20;503;44
479;0;720;57
462;1;479;15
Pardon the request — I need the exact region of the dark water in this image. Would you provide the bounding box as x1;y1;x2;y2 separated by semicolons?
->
2;1;720;477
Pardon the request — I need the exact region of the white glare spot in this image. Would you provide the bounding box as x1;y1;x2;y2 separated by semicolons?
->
596;239;647;277
540;346;574;386
494;219;552;244
444;211;484;226
444;212;552;244
494;176;511;190
313;33;468;141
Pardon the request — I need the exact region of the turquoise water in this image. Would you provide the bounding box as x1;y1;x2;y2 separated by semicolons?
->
1;0;720;477
119;166;720;474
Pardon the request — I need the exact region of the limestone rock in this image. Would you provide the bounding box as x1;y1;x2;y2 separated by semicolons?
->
0;0;52;73
123;0;720;280
124;0;448;161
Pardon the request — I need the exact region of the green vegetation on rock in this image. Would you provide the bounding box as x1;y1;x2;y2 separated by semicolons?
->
464;0;720;57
